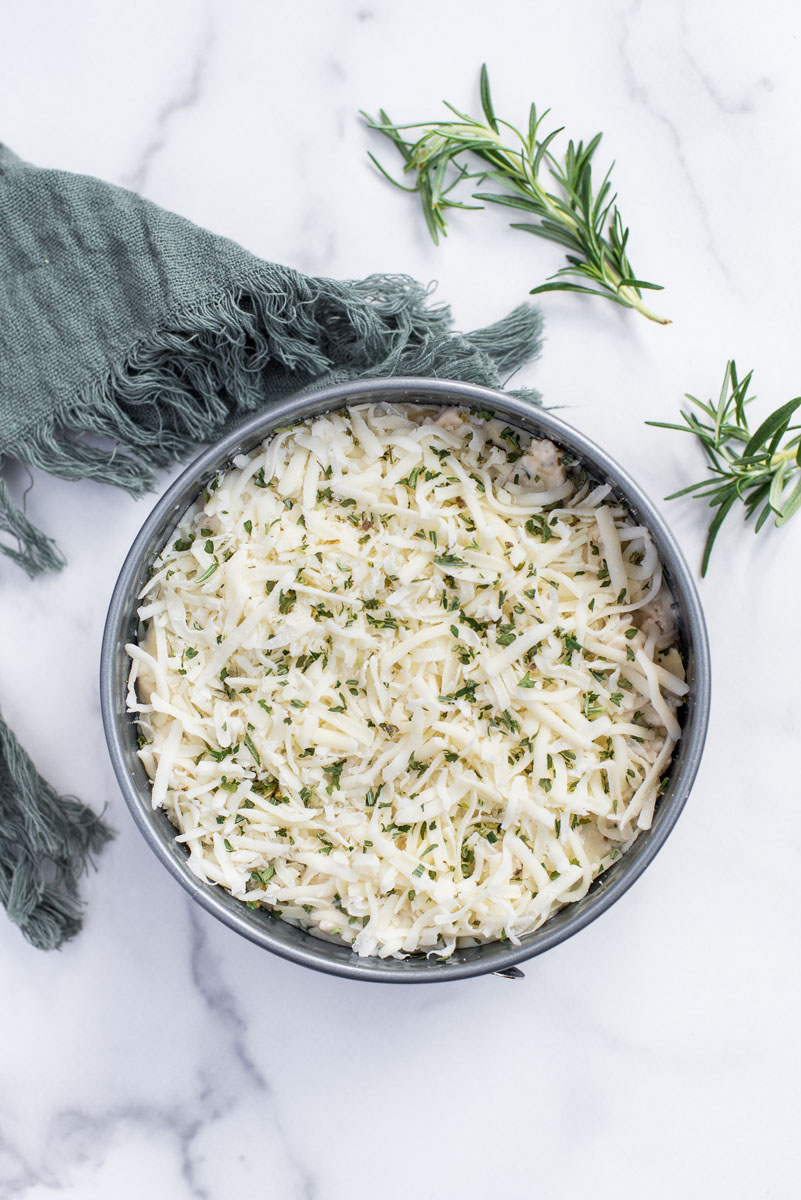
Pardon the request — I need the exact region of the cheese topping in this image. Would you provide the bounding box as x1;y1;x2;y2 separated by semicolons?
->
127;404;686;959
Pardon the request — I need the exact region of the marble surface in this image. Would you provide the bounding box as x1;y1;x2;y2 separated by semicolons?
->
2;1;800;1196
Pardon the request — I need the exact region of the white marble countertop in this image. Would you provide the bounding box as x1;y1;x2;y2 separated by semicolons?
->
2;2;800;1197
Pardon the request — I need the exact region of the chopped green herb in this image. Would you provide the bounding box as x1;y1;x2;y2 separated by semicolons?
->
525;515;554;542
244;733;261;766
439;681;478;704
365;785;383;808
323;759;346;794
494;709;521;734
365;611;399;631
278;589;297;614
495;624;517;647
196;560;218;582
408;753;430;776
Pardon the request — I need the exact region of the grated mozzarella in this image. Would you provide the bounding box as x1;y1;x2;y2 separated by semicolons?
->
127;404;686;959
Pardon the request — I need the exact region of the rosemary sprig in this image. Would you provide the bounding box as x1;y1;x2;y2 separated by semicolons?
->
362;65;668;324
648;362;801;575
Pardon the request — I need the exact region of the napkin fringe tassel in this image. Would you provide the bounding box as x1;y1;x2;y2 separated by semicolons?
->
0;719;114;950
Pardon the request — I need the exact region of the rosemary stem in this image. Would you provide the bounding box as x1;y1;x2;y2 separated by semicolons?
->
728;447;798;481
614;281;670;325
769;447;800;470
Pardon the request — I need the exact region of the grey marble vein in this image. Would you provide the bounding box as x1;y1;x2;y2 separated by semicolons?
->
185;904;319;1200
1;1104;198;1200
679;6;773;115
617;0;730;281
124;14;215;194
0;906;319;1200
186;903;269;1096
0;1129;55;1199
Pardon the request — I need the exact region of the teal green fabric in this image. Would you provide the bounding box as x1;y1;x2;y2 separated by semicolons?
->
0;143;544;949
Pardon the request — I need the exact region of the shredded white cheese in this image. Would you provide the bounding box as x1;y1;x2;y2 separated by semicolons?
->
127;404;686;959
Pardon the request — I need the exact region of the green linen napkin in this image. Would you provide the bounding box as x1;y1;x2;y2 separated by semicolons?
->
0;143;543;950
